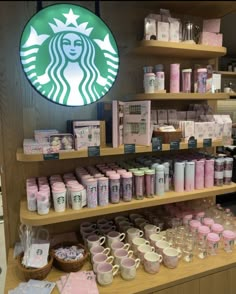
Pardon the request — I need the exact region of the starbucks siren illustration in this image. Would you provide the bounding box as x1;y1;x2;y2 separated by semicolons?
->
20;4;119;106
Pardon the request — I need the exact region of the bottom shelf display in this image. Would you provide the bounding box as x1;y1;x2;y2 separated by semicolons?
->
5;247;236;294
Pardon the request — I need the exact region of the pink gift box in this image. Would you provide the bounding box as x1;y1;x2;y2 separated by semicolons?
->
199;32;223;47
203;18;221;33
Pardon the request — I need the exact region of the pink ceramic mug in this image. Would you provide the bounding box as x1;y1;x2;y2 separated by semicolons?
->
96;262;119;286
163;247;182;269
143;252;163;274
120;257;140;281
92;253;114;273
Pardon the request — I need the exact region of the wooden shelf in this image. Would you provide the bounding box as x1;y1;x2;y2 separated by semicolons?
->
132;40;227;59
5;247;236;294
133;93;229;101
20;183;236;226
218;71;236;77
16;140;223;162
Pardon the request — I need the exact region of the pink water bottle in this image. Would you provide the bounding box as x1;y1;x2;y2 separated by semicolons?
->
204;159;214;188
207;232;220;255
170;64;180;93
98;177;109;206
198;225;210;242
182;69;192;93
211;223;224;238
195;160;205;190
222;230;236;252
86;178;98;208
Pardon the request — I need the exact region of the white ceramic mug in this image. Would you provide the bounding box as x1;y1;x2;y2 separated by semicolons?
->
110;241;131;255
106;231;126;247
132;237;150;255
137;244;155;262
92;253;114;273
163;247;182;269
90;245;111;260
114;248;134;266
144;224;161;239
96;262;119;286
126;227;144;244
143;252;163;274
87;234;106;250
149;233;166;246
120;257;140;280
155;240;171;256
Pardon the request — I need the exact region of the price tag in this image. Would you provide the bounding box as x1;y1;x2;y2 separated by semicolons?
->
203;138;212;148
152;137;162;151
188;138;197;149
170;141;180;150
43;153;59;160
124;144;135;154
88;146;100;157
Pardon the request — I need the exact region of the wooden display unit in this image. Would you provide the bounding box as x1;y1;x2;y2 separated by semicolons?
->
3;1;236;294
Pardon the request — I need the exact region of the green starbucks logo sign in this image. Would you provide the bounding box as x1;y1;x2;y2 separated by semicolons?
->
20;4;119;106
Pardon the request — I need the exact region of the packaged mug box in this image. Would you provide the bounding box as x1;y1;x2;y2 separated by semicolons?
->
23;139;50;154
34;129;59;143
48;133;74;152
203;18;221;33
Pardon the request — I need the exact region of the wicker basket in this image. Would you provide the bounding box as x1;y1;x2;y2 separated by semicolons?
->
51;242;89;273
17;251;53;281
153;129;182;144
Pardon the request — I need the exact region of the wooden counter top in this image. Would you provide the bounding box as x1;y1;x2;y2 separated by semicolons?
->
5;247;236;294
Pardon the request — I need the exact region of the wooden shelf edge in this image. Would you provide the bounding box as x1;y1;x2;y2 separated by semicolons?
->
20;183;236;226
16;140;223;162
133;93;229;100
218;71;236;77
5;246;236;294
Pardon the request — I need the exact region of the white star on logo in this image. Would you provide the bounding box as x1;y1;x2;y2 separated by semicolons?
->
63;9;80;26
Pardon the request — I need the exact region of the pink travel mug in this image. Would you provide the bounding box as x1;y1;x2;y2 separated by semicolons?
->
204;159;214;188
195;160;205;190
170;64;180;93
222;230;236;252
207;232;220;255
198;225;210;242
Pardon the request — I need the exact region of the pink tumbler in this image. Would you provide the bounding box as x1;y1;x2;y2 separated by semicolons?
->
170;64;180;93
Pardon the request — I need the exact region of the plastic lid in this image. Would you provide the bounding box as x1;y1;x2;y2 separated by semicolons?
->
156;164;165;171
133;171;144;176
197;68;207;72
154;64;164;72
122;172;133;178
128;168;139;172
144;169;155;175
182;69;192;73
139;167;149;171
198;225;210;234
109;174;120;180
184;214;193;220
189;220;201;228
211;223;224;233
207;232;220;242
98;176;108;181
70;184;84;192
222;230;236;239
203;217;214;225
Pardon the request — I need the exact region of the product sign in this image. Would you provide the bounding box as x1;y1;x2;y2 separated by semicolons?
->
20;4;119;106
203;138;212;148
152;137;162;152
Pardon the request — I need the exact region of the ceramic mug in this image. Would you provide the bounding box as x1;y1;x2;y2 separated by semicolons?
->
87;234;106;250
80;221;97;233
129;213;144;223
90;245;111;260
126;227;144;244
97;218;114;228
137;244;155;262
96;262;119;286
114;216;130;226
99;224;117;235
92;253;114;273
110;241;131;255
149;233;166;246
163;247;182;269
120;257;140;281
106;231;126;247
155;240;171;256
143;252;163;274
114;248;134;266
132;237;150;255
144;224;161;239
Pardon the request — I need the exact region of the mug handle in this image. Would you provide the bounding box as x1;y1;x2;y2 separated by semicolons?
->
112;264;120;276
128;250;134;258
145;240;150;245
139;231;144;238
124;243;131;251
158;255;163;263
108;221;114;225
119;233;126;242
99;236;106;246
107;255;114;264
151;246;155;252
162;236;166;241
135;258;141;269
91;223;97;229
178;252;182;259
111;226;117;231
103;247;111;256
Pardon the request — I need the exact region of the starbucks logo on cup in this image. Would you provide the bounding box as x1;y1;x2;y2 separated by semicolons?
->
20;4;119;106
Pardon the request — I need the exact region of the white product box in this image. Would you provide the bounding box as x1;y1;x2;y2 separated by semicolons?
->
157;109;168;124
157;21;169;41
144;18;157;40
194;122;205;141
212;73;221;92
23;139;50;154
205;122;216;139
169;19;180;42
34;129;59;143
151;109;158;124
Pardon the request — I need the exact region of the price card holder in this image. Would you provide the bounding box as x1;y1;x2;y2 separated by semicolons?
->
152;137;162;152
43;153;59;160
170;141;180;150
88;146;100;157
124;144;135;154
188;138;197;149
203;138;212;148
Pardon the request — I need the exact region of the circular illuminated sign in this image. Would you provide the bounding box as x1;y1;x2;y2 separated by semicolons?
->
20;4;119;106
